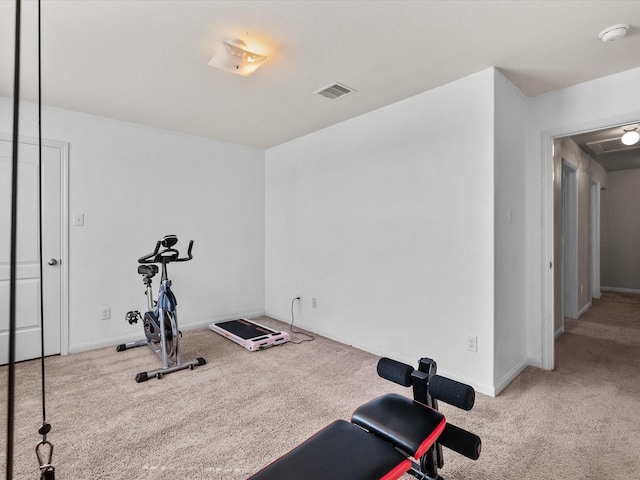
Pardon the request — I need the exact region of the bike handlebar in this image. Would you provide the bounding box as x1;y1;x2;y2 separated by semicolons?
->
137;236;194;264
176;240;194;262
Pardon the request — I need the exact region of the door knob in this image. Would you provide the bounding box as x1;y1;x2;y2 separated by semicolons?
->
48;259;58;266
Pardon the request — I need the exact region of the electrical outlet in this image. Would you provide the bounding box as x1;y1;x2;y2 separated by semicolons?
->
466;335;478;352
100;307;111;320
312;298;317;309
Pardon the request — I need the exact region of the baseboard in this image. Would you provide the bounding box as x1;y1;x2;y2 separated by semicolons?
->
601;286;640;295
69;332;142;354
493;358;529;397
68;310;266;354
202;310;267;326
555;326;564;339
263;311;294;327
526;355;544;369
577;301;592;318
266;310;498;397
435;368;496;398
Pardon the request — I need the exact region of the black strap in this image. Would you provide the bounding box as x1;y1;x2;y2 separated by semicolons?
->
5;1;22;478
41;466;55;480
36;0;54;470
37;0;49;432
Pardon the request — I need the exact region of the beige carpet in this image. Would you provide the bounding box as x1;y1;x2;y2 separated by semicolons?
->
1;293;639;479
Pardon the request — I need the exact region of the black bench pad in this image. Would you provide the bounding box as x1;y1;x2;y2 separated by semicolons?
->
352;393;447;458
249;419;411;480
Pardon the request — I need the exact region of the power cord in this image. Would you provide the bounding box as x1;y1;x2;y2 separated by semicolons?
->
289;297;314;344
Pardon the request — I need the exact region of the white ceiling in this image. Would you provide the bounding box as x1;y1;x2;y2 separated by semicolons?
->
570;122;640;172
1;0;640;149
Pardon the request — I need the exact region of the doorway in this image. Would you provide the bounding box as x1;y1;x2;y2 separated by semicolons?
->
543;116;640;370
0;135;69;363
562;160;578;322
590;180;601;301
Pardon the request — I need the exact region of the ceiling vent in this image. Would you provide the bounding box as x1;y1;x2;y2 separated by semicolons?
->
314;82;356;100
587;137;640;155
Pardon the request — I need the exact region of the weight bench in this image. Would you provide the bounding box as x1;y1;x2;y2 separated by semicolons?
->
250;356;481;480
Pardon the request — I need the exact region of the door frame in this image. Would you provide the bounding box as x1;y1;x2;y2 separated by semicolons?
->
590;179;601;301
562;159;578;320
1;133;69;356
541;113;640;370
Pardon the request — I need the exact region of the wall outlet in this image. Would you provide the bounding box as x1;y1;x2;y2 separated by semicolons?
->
312;297;318;309
466;335;478;352
100;307;111;320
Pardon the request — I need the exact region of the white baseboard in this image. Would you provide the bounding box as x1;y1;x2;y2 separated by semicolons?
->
555;326;564;339
266;310;499;396
68;310;266;354
69;332;142;354
601;286;640;295
577;301;592;318
526;356;544;369
435;369;496;398
493;358;528;397
201;310;267;327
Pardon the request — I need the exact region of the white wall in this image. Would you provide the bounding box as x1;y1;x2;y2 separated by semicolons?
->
601;168;640;292
526;67;640;367
1;96;265;352
266;69;496;394
493;69;528;391
8;63;640;393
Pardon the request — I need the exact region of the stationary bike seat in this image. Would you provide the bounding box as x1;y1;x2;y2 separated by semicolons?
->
138;264;159;277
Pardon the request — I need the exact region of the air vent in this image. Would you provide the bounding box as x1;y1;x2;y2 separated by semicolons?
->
314;82;356;100
587;137;640;155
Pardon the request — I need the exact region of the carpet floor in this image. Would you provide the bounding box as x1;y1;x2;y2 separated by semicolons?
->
1;292;639;478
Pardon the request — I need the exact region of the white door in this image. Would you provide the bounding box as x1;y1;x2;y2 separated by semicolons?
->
590;180;601;300
0;138;62;364
562;161;578;320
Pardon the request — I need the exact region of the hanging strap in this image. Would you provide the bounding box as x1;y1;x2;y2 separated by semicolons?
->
5;0;22;478
35;0;55;475
37;0;49;430
6;2;55;478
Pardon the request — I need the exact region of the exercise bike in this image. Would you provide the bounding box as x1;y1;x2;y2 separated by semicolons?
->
117;235;206;382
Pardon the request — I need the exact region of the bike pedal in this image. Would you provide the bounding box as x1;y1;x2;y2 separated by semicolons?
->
126;310;141;325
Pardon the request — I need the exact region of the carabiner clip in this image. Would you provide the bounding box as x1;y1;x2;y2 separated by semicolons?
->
35;439;54;470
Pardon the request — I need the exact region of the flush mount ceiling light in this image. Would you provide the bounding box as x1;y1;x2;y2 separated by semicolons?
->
598;23;630;42
621;127;640;146
208;39;267;76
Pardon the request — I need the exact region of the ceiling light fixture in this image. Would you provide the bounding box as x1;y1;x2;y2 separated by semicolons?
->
208;39;267;76
621;127;640;146
598;23;630;42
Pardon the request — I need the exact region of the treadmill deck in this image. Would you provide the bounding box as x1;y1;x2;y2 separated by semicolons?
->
209;318;290;351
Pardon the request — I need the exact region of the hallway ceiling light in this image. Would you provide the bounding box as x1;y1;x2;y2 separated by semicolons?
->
621;128;640;146
208;39;267;76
